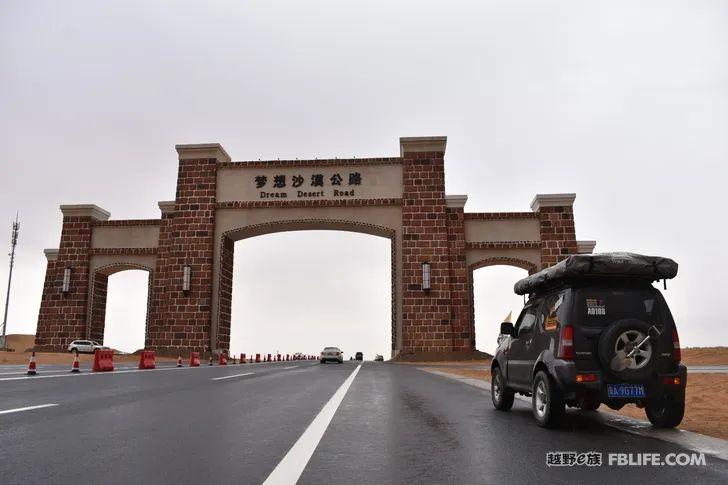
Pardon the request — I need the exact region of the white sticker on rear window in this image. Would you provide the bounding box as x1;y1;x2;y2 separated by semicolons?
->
586;298;606;316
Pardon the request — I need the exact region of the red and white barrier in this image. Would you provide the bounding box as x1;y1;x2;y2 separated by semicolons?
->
139;350;156;370
93;349;114;372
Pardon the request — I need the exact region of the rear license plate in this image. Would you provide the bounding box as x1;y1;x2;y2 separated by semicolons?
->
607;384;646;398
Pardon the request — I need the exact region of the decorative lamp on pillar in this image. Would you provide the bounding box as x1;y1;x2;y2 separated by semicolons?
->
62;267;72;294
421;261;431;292
182;265;191;293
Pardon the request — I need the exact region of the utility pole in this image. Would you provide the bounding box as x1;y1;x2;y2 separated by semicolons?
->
1;213;19;350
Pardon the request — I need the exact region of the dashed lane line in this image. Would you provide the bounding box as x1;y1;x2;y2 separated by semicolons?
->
262;364;362;485
211;372;255;381
0;403;59;415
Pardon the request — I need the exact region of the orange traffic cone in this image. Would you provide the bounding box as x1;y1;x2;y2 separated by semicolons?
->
27;351;37;376
208;355;213;366
177;355;183;367
71;352;80;373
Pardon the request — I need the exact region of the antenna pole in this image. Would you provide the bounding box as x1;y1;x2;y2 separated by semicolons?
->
1;213;19;350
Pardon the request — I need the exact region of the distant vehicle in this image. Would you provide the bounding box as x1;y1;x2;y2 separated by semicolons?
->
320;347;344;364
374;354;384;362
355;352;363;361
293;352;305;360
67;340;107;354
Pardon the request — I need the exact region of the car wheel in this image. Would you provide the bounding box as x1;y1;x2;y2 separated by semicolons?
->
491;366;514;411
645;399;684;428
532;371;565;428
320;360;325;364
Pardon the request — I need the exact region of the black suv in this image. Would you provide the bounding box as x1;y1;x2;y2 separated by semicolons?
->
491;253;686;428
355;352;364;361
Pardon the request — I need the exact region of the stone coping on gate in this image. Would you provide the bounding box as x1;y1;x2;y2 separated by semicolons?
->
530;193;576;211
59;204;111;221
176;143;231;163
399;136;447;155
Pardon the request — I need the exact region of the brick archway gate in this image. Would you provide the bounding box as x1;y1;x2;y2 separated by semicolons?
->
35;137;595;358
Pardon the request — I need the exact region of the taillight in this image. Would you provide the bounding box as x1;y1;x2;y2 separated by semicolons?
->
558;325;574;360
672;329;681;363
662;376;681;385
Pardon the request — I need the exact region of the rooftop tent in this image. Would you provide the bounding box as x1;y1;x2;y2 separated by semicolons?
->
513;252;678;296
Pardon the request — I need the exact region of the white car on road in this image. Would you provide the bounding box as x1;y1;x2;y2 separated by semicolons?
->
67;340;107;354
320;347;344;364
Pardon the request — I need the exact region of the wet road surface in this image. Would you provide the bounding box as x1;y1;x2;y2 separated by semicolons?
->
1;361;727;484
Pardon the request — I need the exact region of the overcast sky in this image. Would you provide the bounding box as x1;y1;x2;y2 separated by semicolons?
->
1;0;726;357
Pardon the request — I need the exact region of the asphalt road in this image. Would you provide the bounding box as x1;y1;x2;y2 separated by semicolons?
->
1;360;727;484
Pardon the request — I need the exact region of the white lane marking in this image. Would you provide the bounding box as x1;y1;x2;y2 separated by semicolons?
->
262;364;361;485
281;366;298;370
211;372;255;381
0;403;59;415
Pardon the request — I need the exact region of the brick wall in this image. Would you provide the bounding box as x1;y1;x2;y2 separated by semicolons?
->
536;205;578;268
446;206;473;350
216;236;235;350
88;272;108;343
35;215;95;351
400;149;454;354
147;157;218;353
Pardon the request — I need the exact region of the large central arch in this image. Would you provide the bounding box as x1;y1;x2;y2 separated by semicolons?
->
214;219;398;352
35;136;595;359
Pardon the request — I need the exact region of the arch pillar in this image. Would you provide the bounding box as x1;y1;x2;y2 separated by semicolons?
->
146;144;229;354
35;205;110;351
89;272;108;342
531;193;579;268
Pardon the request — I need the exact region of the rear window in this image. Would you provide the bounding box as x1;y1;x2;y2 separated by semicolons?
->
576;287;666;327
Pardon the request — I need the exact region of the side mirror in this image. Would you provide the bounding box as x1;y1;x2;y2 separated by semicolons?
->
500;322;515;337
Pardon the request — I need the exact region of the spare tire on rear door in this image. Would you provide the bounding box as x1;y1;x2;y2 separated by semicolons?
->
598;319;659;382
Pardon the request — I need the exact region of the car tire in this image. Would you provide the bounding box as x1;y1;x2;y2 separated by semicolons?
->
491;366;514;411
645;399;684;428
532;371;565;428
598;319;659;383
320;360;325;364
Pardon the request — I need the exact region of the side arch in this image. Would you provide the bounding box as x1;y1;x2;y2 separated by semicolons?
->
88;262;154;345
467;257;537;352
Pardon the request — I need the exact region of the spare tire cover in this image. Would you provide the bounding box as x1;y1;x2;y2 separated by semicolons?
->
598;319;659;383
